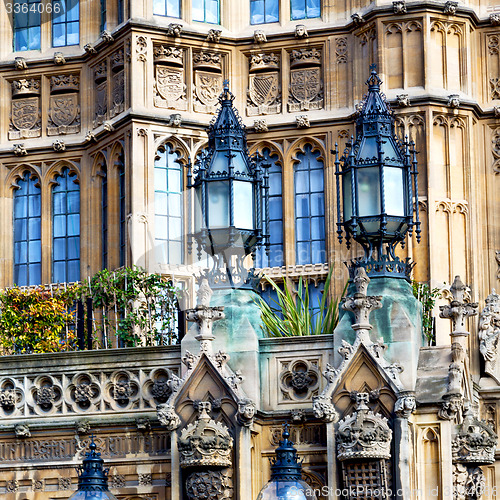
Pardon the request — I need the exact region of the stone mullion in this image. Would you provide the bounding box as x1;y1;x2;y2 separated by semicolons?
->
1;178;14;287
41;171;52;285
107;158;121;272
282;141;295;267
80;153;95;280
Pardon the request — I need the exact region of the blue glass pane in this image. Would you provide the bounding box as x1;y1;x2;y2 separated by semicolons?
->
291;0;305;20
54;238;66;260
53;261;66;282
29;218;41;239
15;242;27;262
296;242;310;265
29;263;41;284
53;215;66;236
311;240;326;263
269;248;284;267
167;0;180;17
17;11;28;27
269;221;283;243
295;195;310;217
52;0;64;21
269;172;282;194
67;190;80;212
266;0;279;22
67;260;80;282
29;195;41;216
168;194;182;216
206;0;219;23
169;217;182;239
53;23;65;46
53;192;66;214
310;168;324;192
311;219;325;240
168;169;181;190
67;0;79;21
155;192;169;215
15;31;28;51
307;0;321;17
67;237;79;259
29;240;41;262
250;0;264;23
67;214;80;236
14;196;27;217
296;218;309;241
155;168;167;189
192;0;203;20
15;219;27;240
28;27;41;49
310;192;324;216
295;171;310;193
269;197;282;219
67;22;79;45
153;0;166;15
16;265;27;286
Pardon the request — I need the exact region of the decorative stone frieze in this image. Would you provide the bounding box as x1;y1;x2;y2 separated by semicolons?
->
479;290;500;383
337;392;392;461
153;45;187;110
178;401;233;468
492;129;500;174
452;406;497;465
295;25;308;38
288;48;323;112
247;52;281;116
6;479;19;493
138;473;152;485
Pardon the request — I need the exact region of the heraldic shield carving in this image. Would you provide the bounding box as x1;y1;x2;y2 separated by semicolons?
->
194;72;223;112
153;45;187;111
48;95;80;135
246;52;281;116
10;97;41;139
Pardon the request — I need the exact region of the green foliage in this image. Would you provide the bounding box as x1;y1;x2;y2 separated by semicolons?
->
0;267;180;354
412;281;440;343
0;287;76;354
75;266;180;348
257;269;346;337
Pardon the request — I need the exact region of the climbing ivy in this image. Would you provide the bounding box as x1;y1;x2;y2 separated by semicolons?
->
412;281;440;344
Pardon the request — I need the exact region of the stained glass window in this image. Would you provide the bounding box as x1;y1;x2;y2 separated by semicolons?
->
155;144;183;265
14;172;41;286
52;168;80;283
153;0;181;17
13;0;41;51
291;0;320;20
294;144;326;264
52;0;80;47
250;0;279;24
193;0;219;23
256;148;283;268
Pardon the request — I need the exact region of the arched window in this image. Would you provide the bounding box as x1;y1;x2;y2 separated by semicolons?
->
155;144;183;265
256;148;283;268
294;144;326;265
52;168;80;283
13;172;41;286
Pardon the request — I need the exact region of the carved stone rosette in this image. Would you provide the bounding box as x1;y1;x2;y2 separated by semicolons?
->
153;45;187;110
288;48;323;112
336;393;392;461
9;78;41;140
246;53;281;116
193;51;223;114
48;74;80;135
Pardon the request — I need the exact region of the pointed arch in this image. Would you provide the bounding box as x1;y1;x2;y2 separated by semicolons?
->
288;137;327;166
44;159;81;186
90;151;107;178
6;164;42;194
155;135;190;165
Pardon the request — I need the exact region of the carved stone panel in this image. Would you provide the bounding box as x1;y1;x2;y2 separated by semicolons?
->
279;358;320;402
9;78;41;140
110;48;125;118
288;48;323;112
93;61;108;128
193;51;223;113
487;34;500;101
48;74;80;135
153;45;187;110
247;53;281;116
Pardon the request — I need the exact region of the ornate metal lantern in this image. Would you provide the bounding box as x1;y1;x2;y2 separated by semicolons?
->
68;438;118;500
256;425;317;500
334;65;421;279
188;80;269;289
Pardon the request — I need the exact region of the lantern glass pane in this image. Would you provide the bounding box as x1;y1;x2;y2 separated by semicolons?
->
357;167;380;217
210;151;229;174
208;181;229;228
68;490;119;500
194;187;203;232
342;170;352;220
232;151;249;174
383;166;405;216
359;136;378;159
256;479;317;499
233;180;254;230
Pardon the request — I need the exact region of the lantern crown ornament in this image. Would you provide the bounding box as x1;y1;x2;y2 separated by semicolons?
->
68;436;118;500
256;424;317;500
334;65;421;280
188;80;269;289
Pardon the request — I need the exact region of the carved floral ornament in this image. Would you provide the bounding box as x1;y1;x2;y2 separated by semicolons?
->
280;358;319;401
336;392;392;461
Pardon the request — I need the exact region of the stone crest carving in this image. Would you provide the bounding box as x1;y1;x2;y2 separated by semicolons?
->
9;78;41;139
153;45;187;110
110;48;125;118
452;406;497;464
193;51;223;113
337;393;392;460
479;290;500;383
93;61;107;127
178;401;233;468
289;48;323;112
247;53;281;116
185;470;233;500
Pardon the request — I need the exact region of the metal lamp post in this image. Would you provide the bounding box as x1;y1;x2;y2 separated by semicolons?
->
188;80;269;289
256;425;317;500
334;65;421;280
67;439;118;500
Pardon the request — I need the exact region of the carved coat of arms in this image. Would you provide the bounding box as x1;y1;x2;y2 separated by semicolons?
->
11;97;39;131
248;72;279;107
290;68;322;104
155;66;185;103
194;71;222;107
49;94;79;127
